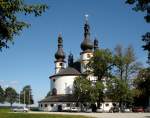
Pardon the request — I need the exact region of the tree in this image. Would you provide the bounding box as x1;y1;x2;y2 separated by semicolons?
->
126;0;150;64
106;77;133;109
126;0;150;23
73;76;91;104
5;87;18;107
73;76;104;111
45;90;52;98
114;45;125;80
0;0;48;50
133;67;150;106
87;49;114;81
114;45;141;81
87;49;114;108
142;32;150;64
0;86;5;103
20;85;34;106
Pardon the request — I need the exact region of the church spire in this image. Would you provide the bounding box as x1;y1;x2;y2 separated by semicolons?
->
81;15;93;52
68;52;74;67
94;38;99;51
55;34;65;61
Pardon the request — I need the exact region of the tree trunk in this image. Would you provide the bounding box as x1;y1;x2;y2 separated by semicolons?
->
10;103;13;108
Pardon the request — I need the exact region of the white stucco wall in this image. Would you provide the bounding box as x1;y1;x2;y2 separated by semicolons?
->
39;102;74;112
80;52;93;73
51;75;77;95
55;62;66;74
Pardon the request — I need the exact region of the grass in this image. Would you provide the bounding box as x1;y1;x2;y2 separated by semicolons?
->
0;107;11;113
0;107;91;118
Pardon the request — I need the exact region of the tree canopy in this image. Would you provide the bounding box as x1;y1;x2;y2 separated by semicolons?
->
106;77;133;108
73;76;104;110
133;67;150;106
0;86;5;103
5;87;18;107
0;0;48;50
114;45;141;81
20;85;34;106
87;49;114;81
126;0;150;64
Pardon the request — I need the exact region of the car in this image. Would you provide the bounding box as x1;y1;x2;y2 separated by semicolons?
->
62;107;71;112
144;107;150;112
70;107;80;112
132;107;144;112
97;108;104;113
86;108;92;113
121;108;131;113
109;106;119;113
12;107;29;112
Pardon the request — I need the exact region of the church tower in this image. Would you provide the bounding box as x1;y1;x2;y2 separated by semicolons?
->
80;15;93;73
55;34;66;74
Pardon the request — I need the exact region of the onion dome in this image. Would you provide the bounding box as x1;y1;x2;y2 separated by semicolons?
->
81;15;93;52
94;38;99;51
55;34;65;61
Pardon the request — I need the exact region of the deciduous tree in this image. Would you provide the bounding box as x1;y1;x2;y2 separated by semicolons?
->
106;77;133;109
114;45;141;81
0;0;48;50
87;49;114;81
133;67;150;106
20;85;34;106
87;49;114;108
126;0;150;64
0;86;5;103
5;87;18;107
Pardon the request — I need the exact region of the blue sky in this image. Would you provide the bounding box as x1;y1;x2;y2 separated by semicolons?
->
0;0;149;105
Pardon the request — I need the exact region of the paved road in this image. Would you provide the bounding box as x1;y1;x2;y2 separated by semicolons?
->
29;111;150;118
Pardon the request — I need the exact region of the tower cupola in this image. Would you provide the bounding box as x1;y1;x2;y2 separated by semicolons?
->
81;15;93;52
68;53;74;67
94;38;99;51
55;34;65;61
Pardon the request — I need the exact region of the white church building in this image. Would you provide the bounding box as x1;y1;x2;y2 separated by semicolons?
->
38;17;114;112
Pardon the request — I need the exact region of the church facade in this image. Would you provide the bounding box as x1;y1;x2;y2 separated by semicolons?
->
38;17;114;112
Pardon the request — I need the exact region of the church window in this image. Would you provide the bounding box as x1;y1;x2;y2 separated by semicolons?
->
59;63;63;66
87;54;91;58
105;104;109;107
51;104;54;107
45;104;47;107
41;104;43;107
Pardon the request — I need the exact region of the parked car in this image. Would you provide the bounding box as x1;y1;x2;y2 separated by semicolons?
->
121;108;131;113
97;108;104;113
62;107;71;112
109;106;119;113
132;107;144;112
70;107;80;112
12;107;29;112
86;108;92;113
144;107;150;112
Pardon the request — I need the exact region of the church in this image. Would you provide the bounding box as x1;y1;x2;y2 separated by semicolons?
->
38;17;114;112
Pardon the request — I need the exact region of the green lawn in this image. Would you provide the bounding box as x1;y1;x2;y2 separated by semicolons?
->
0;108;90;118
